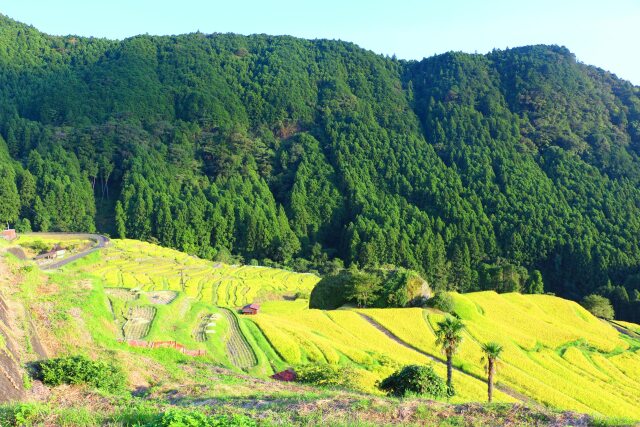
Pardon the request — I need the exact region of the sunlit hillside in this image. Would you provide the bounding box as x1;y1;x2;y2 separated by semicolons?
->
59;239;640;419
252;294;639;418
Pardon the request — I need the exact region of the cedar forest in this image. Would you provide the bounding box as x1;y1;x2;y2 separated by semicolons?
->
0;15;639;321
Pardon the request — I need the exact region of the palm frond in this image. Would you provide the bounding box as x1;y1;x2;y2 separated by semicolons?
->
480;341;503;373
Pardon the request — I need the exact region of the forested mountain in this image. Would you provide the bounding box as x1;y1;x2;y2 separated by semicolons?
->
1;15;639;320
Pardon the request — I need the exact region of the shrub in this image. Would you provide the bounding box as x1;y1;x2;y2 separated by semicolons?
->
294;290;311;300
15;218;31;233
379;365;449;398
309;272;350;309
154;409;257;427
318;258;344;276
581;294;615;320
34;355;126;393
310;267;428;309
19;265;35;273
22;372;33;390
295;363;356;388
0;403;48;426
26;240;49;254
214;247;234;264
426;292;454;313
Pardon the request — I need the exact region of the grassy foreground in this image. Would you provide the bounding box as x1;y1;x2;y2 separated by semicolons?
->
0;365;602;427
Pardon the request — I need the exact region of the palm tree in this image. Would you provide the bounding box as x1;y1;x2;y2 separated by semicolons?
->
435;316;465;390
481;341;503;402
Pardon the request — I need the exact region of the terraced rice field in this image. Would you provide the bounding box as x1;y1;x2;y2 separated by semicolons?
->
250;292;640;418
438;292;640;418
123;306;156;340
220;309;257;369
74;238;640;419
249;307;513;403
88;240;318;307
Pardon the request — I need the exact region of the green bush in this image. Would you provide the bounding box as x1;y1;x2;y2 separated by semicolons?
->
295;363;356;388
379;365;449;398
294;290;311;300
34;355;126;393
426;292;454;313
0;402;48;426
25;240;49;254
153;409;256;427
310;267;428;309
581;294;615;320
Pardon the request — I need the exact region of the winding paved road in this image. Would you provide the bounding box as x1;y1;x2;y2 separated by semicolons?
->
22;232;109;270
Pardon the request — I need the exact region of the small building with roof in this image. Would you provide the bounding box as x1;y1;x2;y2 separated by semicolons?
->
241;303;260;315
271;368;296;382
0;229;16;241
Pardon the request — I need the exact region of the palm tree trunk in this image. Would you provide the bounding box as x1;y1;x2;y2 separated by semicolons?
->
487;361;494;403
446;354;453;388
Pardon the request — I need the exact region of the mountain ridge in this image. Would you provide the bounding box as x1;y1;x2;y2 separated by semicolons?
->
0;16;639;321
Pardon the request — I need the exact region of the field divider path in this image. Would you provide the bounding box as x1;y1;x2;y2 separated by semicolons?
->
608;320;640;339
220;308;258;369
357;313;538;406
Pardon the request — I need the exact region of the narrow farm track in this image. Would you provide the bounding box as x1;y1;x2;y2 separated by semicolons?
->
357;313;539;406
609;321;640;339
220;308;257;370
23;232;109;270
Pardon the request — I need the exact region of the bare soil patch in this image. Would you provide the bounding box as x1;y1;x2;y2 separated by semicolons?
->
6;247;26;260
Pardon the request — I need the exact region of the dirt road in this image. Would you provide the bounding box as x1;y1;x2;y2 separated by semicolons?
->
22;232;109;270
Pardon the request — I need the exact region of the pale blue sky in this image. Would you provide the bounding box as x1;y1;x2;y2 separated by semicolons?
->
3;0;639;84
